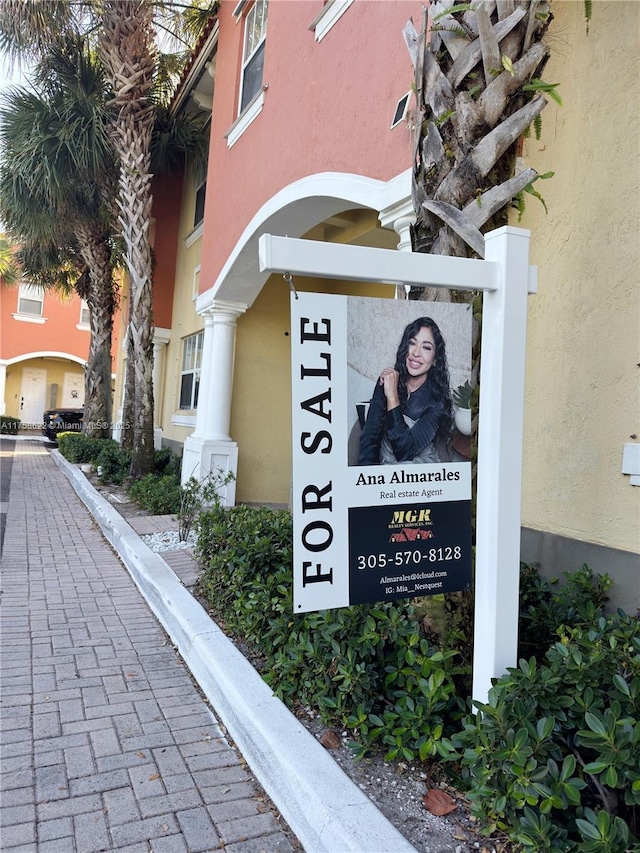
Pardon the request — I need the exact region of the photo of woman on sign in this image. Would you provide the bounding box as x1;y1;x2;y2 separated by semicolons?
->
357;316;453;465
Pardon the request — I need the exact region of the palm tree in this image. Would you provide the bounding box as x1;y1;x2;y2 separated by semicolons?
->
0;234;19;284
0;39;119;438
0;0;218;476
405;0;555;654
407;0;554;271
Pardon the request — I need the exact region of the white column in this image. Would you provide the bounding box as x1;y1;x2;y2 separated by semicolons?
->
152;328;171;449
0;362;7;416
197;304;243;440
379;198;416;298
182;299;247;505
472;226;531;706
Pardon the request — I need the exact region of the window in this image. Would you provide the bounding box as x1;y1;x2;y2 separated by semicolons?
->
194;181;207;228
240;0;268;113
391;91;412;129
309;0;354;42
17;282;44;317
192;266;201;301
179;331;204;410
79;299;91;326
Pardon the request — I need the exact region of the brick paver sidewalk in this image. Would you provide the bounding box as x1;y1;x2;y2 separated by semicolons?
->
0;439;297;853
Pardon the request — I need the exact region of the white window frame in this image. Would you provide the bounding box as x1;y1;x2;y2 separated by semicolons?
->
14;282;46;323
309;0;354;42
192;265;201;302
239;0;267;115
179;331;204;411
77;299;91;329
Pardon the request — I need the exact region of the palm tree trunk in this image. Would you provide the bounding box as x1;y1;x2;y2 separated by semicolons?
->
408;1;552;265
75;225;116;440
407;0;553;656
99;0;157;478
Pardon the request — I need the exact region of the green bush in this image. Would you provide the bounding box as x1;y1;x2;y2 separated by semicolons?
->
519;562;611;661
57;432;105;463
154;447;182;477
58;433;130;484
0;415;20;435
450;610;640;851
129;473;181;515
196;508;637;847
95;440;131;484
196;504;464;761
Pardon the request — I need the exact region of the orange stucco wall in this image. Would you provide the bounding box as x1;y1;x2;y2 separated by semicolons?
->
200;0;423;290
0;285;92;362
151;172;184;329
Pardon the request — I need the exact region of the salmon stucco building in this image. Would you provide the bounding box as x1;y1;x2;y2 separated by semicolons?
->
111;0;639;613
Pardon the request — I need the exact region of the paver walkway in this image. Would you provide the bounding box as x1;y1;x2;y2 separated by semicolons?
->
0;438;297;853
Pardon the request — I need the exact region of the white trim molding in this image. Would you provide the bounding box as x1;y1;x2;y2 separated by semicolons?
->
225;90;265;149
185;222;204;249
172;414;197;428
2;351;86;367
309;0;354;42
12;313;46;324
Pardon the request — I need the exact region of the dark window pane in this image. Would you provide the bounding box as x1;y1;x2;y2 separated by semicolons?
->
194;182;207;228
241;41;264;112
193;375;200;409
180;374;193;409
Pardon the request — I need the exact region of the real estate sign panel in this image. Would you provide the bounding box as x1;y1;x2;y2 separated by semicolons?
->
291;292;473;613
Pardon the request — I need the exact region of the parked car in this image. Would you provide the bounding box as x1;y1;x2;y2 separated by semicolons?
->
42;408;84;442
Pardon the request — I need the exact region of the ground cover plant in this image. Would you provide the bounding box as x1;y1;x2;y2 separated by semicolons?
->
195;503;639;851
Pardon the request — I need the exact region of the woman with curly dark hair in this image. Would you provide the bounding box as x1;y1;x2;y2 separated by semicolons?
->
358;316;453;465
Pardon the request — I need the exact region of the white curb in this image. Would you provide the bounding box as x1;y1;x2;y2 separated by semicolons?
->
52;450;417;853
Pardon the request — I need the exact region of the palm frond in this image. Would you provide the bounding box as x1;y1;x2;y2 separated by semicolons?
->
151;103;210;178
0;0;78;59
0;235;20;285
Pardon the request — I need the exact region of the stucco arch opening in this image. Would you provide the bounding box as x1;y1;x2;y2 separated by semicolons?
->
198;170;410;310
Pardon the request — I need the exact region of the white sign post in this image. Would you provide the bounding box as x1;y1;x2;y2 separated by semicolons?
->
259;225;533;706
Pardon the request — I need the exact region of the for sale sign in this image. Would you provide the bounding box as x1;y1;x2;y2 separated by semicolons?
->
291;292;472;613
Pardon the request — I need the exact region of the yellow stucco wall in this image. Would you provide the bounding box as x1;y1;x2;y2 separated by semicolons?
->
231;274;395;505
518;1;640;553
158;168;205;448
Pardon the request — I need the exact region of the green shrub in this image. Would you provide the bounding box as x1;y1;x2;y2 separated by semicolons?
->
196;504;464;761
196;510;637;846
0;415;20;434
57;432;105;463
154;447;182;477
450;610;640;850
57;433;130;484
129;473;181;515
519;562;611;661
95;440;131;484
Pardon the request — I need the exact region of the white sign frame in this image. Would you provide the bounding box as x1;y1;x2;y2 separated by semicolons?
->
260;226;533;705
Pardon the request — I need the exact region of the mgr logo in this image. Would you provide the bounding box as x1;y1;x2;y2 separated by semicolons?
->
387;507;434;543
388;507;432;529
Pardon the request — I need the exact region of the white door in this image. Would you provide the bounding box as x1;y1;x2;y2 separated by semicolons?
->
19;368;47;425
61;372;85;407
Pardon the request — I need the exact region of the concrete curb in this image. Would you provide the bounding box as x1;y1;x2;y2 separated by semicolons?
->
52;450;416;853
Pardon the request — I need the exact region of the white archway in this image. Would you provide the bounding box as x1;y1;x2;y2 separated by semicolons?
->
3;351;86;367
198;169;411;310
184;169;413;505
